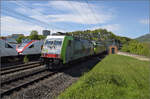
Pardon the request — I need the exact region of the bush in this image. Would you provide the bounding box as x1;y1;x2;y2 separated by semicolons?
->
121;40;150;57
16;35;26;43
24;55;29;63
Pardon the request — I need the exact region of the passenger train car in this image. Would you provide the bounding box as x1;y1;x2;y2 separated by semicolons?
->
0;39;18;63
41;35;106;69
16;40;44;55
0;39;18;57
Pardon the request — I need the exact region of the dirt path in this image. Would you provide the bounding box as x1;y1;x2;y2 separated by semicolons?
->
117;51;150;61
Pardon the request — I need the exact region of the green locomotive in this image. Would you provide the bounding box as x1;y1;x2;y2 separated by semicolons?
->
41;35;106;69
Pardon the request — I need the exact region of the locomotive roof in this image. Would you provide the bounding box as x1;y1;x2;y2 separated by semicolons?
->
46;35;65;39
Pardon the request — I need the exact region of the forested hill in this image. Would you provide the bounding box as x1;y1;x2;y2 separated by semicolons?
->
136;33;150;42
66;29;132;45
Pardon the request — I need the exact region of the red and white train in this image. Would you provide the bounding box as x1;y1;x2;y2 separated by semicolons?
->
16;40;44;55
1;39;44;64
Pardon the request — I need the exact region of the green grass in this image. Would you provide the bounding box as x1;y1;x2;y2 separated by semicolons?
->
58;54;150;99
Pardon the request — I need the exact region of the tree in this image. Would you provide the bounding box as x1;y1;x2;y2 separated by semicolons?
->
29;30;39;40
38;35;46;40
16;35;25;43
24;55;29;63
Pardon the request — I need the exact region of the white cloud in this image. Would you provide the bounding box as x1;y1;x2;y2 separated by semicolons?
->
140;19;149;24
1;1;116;36
17;1;114;24
0;16;65;36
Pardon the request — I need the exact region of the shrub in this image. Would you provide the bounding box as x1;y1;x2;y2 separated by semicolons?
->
121;40;150;57
24;55;29;63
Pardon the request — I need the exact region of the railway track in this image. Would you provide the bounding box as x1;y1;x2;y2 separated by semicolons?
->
1;61;42;75
0;54;106;98
0;69;56;97
1;61;41;71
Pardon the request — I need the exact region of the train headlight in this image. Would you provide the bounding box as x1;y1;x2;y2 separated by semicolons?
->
57;54;61;58
19;53;23;55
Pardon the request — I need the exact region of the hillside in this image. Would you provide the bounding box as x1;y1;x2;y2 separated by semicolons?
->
136;33;150;42
58;55;150;99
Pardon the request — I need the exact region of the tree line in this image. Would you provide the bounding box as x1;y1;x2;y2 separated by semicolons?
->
16;29;132;45
16;30;46;43
66;29;132;46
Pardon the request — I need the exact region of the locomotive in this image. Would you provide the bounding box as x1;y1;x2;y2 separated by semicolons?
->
41;35;106;69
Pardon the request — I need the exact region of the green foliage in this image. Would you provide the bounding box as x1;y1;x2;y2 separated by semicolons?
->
38;35;46;40
67;29;132;47
29;30;46;40
23;55;29;63
67;29;114;41
16;35;26;43
16;30;46;43
29;30;39;40
58;55;150;99
121;40;150;57
116;36;131;45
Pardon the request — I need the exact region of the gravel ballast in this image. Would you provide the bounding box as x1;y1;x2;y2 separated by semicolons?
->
2;55;105;99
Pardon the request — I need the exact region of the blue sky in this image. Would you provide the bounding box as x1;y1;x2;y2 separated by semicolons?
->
1;0;149;38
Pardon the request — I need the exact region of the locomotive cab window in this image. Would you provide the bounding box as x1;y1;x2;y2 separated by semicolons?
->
29;44;34;48
45;40;62;46
5;43;13;48
54;41;62;46
45;40;53;45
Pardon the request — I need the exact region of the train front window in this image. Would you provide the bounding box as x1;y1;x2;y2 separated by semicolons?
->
29;44;34;48
45;40;62;46
5;43;13;48
45;40;54;45
54;41;62;46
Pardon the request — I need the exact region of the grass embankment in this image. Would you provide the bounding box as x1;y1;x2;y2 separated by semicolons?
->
58;54;150;99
